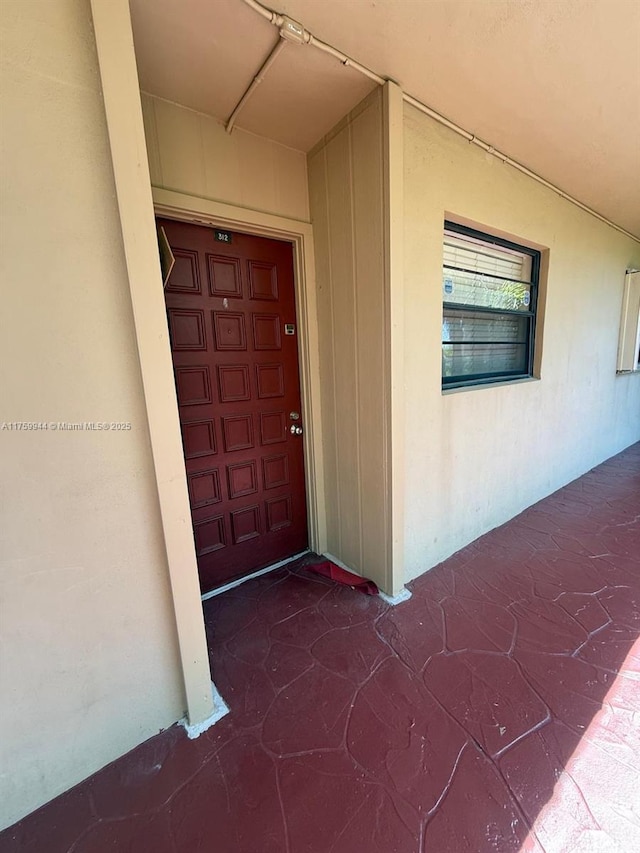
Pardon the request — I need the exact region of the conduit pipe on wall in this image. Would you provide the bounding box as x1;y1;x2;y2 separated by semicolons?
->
240;0;638;242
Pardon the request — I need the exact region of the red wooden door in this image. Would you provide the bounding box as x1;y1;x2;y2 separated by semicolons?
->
159;218;308;593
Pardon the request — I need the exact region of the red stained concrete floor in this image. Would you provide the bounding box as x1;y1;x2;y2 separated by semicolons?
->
2;444;639;852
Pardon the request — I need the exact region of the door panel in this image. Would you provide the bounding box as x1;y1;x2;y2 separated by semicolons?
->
159;218;308;593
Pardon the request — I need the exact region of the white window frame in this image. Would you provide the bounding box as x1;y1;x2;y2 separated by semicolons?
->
617;270;640;373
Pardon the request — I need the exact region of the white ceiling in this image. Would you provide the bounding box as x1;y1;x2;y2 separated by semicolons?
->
130;0;640;237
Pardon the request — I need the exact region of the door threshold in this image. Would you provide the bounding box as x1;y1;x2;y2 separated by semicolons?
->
201;550;310;601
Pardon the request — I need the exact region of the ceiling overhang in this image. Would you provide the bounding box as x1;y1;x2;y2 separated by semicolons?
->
130;0;640;237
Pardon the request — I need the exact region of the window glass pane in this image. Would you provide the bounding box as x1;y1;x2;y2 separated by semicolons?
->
442;342;528;379
442;310;528;344
442;269;531;311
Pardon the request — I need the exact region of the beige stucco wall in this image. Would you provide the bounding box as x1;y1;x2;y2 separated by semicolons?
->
0;0;185;829
141;93;310;222
402;103;640;582
307;90;392;592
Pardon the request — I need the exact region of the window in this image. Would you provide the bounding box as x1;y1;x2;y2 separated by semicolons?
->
442;221;540;389
616;270;640;373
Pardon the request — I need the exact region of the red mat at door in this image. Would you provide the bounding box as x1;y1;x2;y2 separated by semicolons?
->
306;560;379;595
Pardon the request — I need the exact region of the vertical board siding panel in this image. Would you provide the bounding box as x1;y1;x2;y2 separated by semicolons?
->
236;131;279;214
273;143;310;222
143;96;310;222
308;149;340;552
200;114;243;205
153;98;205;197
325;128;362;570
140;94;162;186
347;122;364;573
351;95;387;584
307;87;392;591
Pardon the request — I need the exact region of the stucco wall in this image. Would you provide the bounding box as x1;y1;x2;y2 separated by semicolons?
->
402;103;640;582
307;89;392;592
141;93;310;222
0;0;184;829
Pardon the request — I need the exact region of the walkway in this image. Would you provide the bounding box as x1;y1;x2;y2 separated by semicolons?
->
2;444;639;852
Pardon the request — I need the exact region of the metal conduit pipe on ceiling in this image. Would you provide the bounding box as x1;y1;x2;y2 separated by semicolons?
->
226;36;288;133
226;0;383;134
241;0;385;85
242;0;277;23
239;0;637;242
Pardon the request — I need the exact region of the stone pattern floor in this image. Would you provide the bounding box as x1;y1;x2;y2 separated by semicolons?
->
2;444;639;852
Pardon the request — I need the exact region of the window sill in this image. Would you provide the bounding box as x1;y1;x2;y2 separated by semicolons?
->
442;376;540;395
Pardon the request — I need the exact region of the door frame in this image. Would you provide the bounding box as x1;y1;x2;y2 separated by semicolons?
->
154;187;327;564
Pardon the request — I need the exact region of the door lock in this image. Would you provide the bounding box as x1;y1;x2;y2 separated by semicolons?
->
290;425;303;435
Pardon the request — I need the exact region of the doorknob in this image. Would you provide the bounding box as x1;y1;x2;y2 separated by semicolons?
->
290;425;303;435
